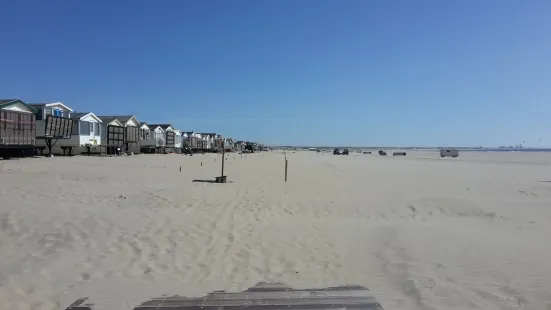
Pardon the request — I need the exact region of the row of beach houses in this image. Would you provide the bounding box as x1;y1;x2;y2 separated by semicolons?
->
0;99;262;158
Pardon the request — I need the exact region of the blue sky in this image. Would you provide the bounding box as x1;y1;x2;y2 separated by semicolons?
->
1;1;550;147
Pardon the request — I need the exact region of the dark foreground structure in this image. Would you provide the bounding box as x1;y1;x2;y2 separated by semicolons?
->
65;282;383;310
98;117;125;155
0;99;37;159
31;102;74;156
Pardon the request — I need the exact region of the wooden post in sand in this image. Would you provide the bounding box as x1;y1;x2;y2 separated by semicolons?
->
215;146;227;183
285;157;288;182
221;145;225;177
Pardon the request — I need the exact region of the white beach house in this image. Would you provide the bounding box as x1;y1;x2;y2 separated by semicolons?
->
146;124;167;153
139;123;156;153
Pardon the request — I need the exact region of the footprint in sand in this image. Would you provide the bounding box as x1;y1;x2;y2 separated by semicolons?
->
407;205;417;218
518;190;538;197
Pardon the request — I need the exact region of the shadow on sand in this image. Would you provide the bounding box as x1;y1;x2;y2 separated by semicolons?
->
192;179;233;184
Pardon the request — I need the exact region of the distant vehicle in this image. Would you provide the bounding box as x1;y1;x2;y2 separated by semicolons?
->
393;152;406;156
440;148;459;158
378;150;387;156
342;149;349;155
362;151;371;154
333;148;341;155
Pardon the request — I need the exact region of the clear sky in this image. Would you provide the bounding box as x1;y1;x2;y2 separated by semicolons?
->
1;1;550;147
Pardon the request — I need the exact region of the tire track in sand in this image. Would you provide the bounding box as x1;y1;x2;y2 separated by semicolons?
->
189;185;245;282
378;227;434;310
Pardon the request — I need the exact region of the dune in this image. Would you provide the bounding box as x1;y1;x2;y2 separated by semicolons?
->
0;150;550;310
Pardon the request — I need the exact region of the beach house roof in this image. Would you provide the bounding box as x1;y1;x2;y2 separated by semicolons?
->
29;102;73;112
97;116;118;124
97;115;140;126
148;124;173;131
70;112;102;122
98;116;124;126
0;99;38;113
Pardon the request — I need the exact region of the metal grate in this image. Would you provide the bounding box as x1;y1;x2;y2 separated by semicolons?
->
44;115;73;138
106;125;124;146
0;111;36;146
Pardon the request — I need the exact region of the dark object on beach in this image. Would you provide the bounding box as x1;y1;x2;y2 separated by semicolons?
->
363;151;372;154
182;147;193;156
244;142;255;153
64;282;384;310
192;179;217;183
342;149;349;155
333;148;341;155
378;150;387;156
440;148;459;158
393;152;406;156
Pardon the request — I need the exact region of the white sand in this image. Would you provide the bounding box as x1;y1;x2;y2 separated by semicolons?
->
1;151;551;310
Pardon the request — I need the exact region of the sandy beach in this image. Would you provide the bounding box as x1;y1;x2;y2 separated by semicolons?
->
1;151;550;310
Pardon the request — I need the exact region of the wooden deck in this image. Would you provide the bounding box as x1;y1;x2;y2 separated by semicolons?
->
66;282;383;310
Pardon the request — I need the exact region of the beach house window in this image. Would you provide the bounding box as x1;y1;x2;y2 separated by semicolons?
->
141;128;149;139
89;122;94;133
94;122;99;134
45;108;52;116
71;120;79;135
80;121;90;135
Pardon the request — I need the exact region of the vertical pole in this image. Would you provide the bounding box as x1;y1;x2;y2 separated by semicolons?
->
46;139;52;157
285;158;288;182
221;144;225;177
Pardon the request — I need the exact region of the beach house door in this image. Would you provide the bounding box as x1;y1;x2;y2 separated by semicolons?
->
86;121;99;145
89;121;95;139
